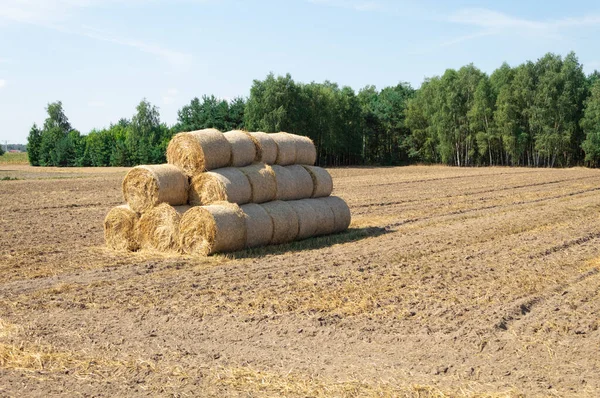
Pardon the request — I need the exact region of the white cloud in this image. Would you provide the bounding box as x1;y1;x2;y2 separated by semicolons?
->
0;79;6;88
448;8;600;40
308;0;385;12
80;26;192;67
0;0;194;67
162;88;179;105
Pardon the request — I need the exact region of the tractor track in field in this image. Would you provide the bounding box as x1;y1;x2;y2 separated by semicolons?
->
2;165;600;397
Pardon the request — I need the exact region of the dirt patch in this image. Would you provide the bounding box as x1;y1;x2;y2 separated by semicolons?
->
1;165;600;396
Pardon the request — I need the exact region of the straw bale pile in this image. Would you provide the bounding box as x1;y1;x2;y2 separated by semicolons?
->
105;128;351;255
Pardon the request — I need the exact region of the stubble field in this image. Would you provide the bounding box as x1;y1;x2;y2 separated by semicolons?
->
1;164;600;397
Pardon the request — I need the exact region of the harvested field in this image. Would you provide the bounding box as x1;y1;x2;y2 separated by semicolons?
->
1;165;600;397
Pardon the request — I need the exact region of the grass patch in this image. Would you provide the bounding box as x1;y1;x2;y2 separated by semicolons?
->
0;152;28;165
1;176;19;181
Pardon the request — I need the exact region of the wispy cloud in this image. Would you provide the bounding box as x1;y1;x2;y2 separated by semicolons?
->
80;26;192;67
0;79;6;88
308;0;385;12
0;0;194;67
448;8;600;42
162;88;179;105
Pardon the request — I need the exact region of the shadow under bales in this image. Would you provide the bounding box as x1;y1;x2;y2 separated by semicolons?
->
230;226;388;259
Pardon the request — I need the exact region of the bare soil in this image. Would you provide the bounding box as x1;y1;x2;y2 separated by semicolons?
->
1;165;600;397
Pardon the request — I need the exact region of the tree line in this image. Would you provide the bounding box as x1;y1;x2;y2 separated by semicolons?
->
27;51;600;168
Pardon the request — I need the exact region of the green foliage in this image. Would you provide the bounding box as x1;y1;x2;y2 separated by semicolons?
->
24;52;600;168
581;80;600;166
175;95;246;133
27;124;42;165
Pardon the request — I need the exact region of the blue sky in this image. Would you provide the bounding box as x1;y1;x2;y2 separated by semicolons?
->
1;0;599;144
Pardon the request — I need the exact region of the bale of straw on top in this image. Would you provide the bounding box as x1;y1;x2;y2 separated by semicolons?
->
260;201;299;245
249;132;278;164
271;132;297;165
316;196;351;233
224;130;257;167
294;135;317;165
138;204;190;252
241;203;274;248
189;168;251;206
302;165;333;198
167;129;231;175
179;202;246;256
239;163;277;203
122;164;189;213
272;165;314;201
104;205;139;252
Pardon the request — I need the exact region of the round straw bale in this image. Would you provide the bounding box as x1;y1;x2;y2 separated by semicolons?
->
243;132;261;162
288;200;319;240
138;204;190;252
271;132;297;165
260;201;299;245
166;129;231;175
189;168;251;206
271;165;295;201
294;135;317;165
122;164;189;213
317;196;351;233
179;202;246;255
303;198;336;236
224;130;256;167
286;165;314;199
104;205;139;252
241;203;273;248
239;163;277;203
302;165;333;198
249;132;278;164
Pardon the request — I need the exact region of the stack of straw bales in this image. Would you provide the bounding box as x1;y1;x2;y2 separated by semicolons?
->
105;129;351;255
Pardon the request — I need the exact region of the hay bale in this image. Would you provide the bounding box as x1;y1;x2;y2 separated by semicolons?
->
224;130;257;167
189;168;251;206
271;132;297;165
179;202;246;255
295;135;317;165
122;164;189;213
166;129;231;175
260;201;299;245
302;165;333;198
241;203;273;248
249;132;278;164
104;205;139;251
239;163;277;203
303;198;336;236
288;200;318;240
138;204;190;252
272;165;295;201
289;199;336;240
317;196;351;233
287;164;314;199
278;165;314;200
272;165;314;201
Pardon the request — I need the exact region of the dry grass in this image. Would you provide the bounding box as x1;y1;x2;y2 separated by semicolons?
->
0;152;28;165
3;165;600;396
205;366;523;398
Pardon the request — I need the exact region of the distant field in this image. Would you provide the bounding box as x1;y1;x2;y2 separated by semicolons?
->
0;152;28;165
1;165;600;396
